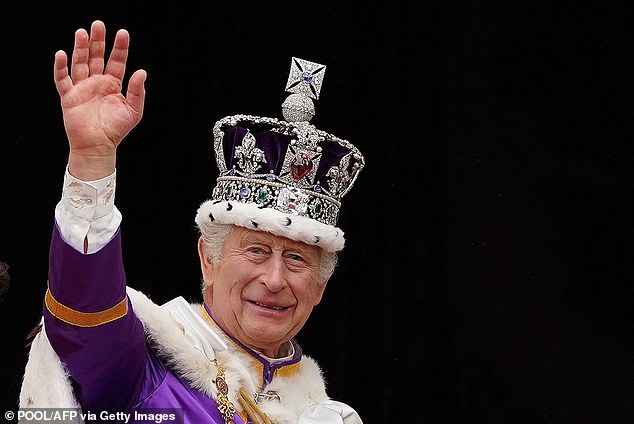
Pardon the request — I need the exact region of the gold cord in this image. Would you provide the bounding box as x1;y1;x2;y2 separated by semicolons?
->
238;388;273;424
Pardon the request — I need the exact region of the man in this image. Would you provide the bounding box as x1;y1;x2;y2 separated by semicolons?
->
20;20;365;424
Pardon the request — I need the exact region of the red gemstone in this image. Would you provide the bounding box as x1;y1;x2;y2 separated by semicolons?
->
291;162;313;180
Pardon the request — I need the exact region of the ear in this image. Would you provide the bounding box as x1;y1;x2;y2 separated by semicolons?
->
197;236;214;287
312;278;329;306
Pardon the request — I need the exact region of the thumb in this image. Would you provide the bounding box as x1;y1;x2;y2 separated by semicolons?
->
126;69;147;115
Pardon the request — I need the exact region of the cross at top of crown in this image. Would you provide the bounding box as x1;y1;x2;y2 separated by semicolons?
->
284;57;327;100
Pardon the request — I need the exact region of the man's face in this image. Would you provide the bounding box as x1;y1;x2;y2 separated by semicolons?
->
200;226;327;357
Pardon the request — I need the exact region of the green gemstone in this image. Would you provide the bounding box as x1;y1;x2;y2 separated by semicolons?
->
258;189;268;202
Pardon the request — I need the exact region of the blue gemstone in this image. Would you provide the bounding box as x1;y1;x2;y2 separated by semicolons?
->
266;174;276;181
301;71;313;84
229;169;235;176
240;187;250;198
314;185;322;193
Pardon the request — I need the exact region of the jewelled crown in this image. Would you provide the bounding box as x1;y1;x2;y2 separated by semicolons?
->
195;58;365;252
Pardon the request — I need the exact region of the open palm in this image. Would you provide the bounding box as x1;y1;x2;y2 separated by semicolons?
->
54;20;146;179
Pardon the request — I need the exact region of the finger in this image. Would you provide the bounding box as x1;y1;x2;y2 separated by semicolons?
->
88;20;106;76
53;50;73;97
126;69;147;115
105;29;130;82
70;28;90;82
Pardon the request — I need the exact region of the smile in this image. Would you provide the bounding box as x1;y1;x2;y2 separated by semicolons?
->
251;301;289;311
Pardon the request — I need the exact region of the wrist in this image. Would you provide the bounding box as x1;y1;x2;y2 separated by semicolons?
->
68;151;116;181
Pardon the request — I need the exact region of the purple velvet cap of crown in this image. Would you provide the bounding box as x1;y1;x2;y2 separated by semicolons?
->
221;125;352;186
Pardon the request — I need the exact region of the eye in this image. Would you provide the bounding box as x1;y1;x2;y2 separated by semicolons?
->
243;245;271;262
284;252;316;273
285;252;305;263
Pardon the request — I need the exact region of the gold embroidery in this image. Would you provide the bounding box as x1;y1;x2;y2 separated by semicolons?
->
272;362;301;379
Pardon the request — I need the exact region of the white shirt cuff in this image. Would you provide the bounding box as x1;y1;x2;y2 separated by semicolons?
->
54;167;122;254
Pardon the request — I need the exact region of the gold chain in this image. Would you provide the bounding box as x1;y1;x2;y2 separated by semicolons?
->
213;359;236;424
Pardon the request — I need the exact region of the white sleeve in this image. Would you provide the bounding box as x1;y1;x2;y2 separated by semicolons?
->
54;166;122;254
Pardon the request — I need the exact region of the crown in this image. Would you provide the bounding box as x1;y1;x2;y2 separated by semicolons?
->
195;58;365;252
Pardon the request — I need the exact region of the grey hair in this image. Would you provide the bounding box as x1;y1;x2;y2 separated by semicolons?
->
198;222;338;291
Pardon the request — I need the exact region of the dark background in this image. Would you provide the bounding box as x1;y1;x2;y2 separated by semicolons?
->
1;1;633;423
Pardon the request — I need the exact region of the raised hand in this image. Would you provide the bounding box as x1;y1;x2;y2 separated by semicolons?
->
54;20;146;180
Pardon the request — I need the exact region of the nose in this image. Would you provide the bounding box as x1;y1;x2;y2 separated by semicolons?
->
261;254;287;292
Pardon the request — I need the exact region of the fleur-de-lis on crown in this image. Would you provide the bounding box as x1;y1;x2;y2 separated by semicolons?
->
234;131;267;175
326;152;352;195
